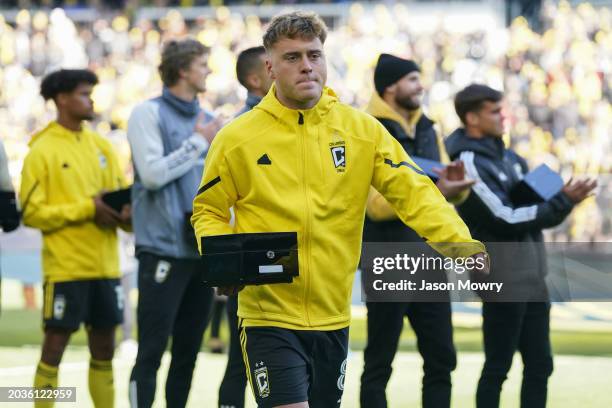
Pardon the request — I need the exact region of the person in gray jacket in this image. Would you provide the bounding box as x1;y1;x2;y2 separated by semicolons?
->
0;139;19;233
127;38;223;408
1;138;20;315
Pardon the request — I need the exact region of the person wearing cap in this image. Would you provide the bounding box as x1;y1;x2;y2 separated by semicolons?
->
360;54;475;408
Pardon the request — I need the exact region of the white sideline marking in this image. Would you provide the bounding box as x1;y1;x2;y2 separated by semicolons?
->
0;357;135;377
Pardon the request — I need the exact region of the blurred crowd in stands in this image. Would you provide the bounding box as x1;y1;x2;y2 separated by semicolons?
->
0;0;610;241
2;0;350;9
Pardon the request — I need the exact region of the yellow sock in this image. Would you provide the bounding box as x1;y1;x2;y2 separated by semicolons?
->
88;359;114;408
34;361;58;408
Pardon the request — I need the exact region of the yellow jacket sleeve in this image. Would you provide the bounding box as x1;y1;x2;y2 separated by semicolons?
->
366;187;397;221
370;121;484;258
367;125;469;220
191;136;238;254
20;149;95;233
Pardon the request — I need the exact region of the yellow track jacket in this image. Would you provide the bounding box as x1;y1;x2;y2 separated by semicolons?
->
20;122;127;283
192;85;485;330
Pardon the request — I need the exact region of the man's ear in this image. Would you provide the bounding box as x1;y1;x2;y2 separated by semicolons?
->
247;73;261;90
265;58;276;80
55;93;67;109
466;111;479;127
178;65;189;82
385;83;397;97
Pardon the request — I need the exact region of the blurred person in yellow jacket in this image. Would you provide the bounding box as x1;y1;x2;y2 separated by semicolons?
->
192;12;487;408
20;69;131;408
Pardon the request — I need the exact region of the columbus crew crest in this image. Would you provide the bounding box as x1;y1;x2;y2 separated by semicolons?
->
53;295;66;320
329;139;346;172
254;362;270;398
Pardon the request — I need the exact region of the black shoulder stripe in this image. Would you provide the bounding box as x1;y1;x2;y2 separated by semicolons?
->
20;180;40;215
384;159;426;176
197;176;221;195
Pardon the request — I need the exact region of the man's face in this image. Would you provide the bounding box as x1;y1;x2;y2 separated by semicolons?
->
394;71;423;111
471;100;504;137
266;36;327;109
58;83;95;121
183;54;210;93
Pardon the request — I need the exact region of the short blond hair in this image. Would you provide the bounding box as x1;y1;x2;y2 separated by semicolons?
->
263;11;328;50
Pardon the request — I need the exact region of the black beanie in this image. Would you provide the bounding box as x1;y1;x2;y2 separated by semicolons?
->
374;53;420;96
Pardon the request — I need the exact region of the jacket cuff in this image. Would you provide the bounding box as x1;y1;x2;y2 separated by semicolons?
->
552;191;575;212
82;198;96;221
448;189;470;205
189;133;210;153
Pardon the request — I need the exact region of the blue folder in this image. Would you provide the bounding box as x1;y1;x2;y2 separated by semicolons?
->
411;156;443;180
510;164;564;205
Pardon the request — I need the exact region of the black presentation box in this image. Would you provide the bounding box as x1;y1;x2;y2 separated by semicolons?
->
200;232;299;287
102;186;131;212
0;190;17;214
0;190;19;225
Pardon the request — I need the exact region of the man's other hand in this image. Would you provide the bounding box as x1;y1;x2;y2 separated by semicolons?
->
118;204;132;225
434;161;475;199
562;177;598;204
470;252;490;275
194;112;227;145
93;194;121;228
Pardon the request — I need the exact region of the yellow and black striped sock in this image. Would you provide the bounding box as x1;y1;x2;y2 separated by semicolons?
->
34;361;58;408
88;359;114;408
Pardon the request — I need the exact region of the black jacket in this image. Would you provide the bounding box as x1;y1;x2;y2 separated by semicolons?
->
445;128;574;295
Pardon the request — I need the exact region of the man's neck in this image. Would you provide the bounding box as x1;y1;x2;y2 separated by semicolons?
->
56;113;82;132
275;89;318;110
464;126;486;139
249;89;266;99
167;83;197;102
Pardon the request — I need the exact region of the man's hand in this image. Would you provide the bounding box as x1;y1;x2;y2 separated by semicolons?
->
433;161;475;199
93;194;121;228
118;204;132;225
470;252;490;275
216;286;245;296
562;177;597;204
194;112;226;145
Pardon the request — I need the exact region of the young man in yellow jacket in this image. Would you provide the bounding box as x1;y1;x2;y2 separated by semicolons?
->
192;12;488;408
20;69;130;408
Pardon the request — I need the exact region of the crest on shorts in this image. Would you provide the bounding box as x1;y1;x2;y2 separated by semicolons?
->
155;260;171;283
254;361;270;398
53;295;66;320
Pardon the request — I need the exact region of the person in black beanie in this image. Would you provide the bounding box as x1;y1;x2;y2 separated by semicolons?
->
360;53;475;408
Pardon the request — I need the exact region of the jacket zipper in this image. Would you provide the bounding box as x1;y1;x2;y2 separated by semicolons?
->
298;111;311;326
